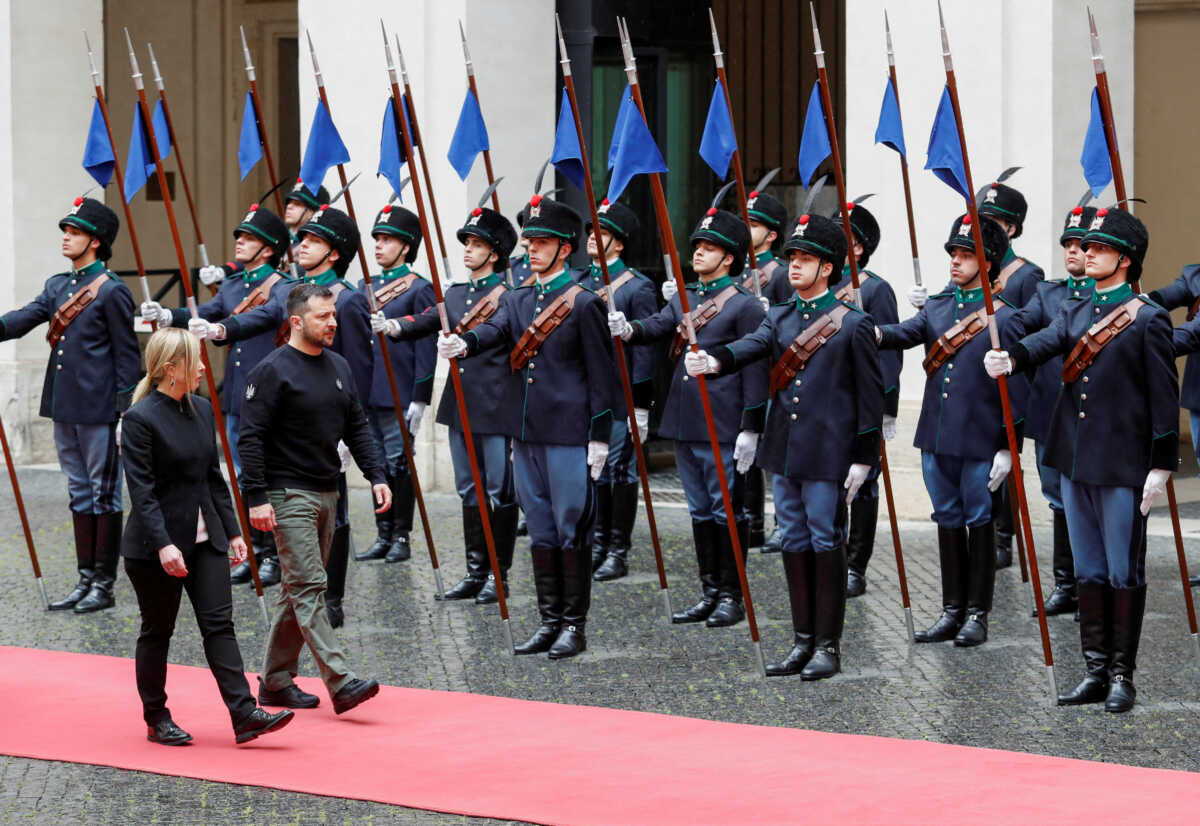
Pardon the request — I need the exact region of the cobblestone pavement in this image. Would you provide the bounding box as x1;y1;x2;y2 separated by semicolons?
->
2;466;1199;824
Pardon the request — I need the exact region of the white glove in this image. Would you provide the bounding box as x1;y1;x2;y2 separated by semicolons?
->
587;440;609;480
882;414;897;442
608;310;633;340
684;349;719;377
984;349;1013;378
370;311;392;335
843;463;871;504
633;408;649;443
758;295;769;313
734;430;759;474
188;318;225;341
140;301;172;327
405;401;426;437
988;449;1012;492
198;265;225;287
437;333;467;359
907;285;928;309
336;439;352;473
661;279;677;301
1141;468;1171;516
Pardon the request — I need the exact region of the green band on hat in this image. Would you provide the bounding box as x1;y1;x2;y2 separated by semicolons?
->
1083;230;1134;252
236;223;280;246
789;239;836;257
288;191;320;210
523;228;574;240
372;224;416;240
696;229;737;248
300;223;344;245
980;204;1019;219
747;209;779;228
598;216;626;236
61;216;98;233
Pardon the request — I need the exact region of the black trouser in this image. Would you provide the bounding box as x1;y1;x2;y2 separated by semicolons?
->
124;543;256;726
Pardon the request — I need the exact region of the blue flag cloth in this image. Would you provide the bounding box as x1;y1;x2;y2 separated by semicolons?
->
378;98;406;200
1081;86;1113;198
123;103;155;202
796;82;831;188
551;88;586;190
151;99;171;162
924;86;970;200
699;79;738;179
606;84;634;170
238;91;263;181
605;88;667;201
874;77;907;158
82;99;115;187
299;100;351;192
447;88;490;180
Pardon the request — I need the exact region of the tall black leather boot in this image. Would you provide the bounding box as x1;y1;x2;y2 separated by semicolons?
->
766;549;815;676
385;473;415;563
955;522;996;647
255;529;281;586
596;481;637;581
915;525;968;642
591;483;613;573
356;474;395;561
1057;581;1109;705
50;511;96;611
993;487;1013;569
75;511;121;614
476;502;518;605
442;504;489;600
801;545;848;680
515;545;562;654
549;543;590;659
672;520;720;623
744;468;766;547
1105;585;1146;713
706;521;748;628
324;524;350;628
1040;509;1078;616
846;496;879;598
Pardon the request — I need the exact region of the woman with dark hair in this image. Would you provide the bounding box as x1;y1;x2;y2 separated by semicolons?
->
121;327;294;745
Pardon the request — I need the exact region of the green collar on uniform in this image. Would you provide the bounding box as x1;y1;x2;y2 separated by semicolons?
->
1093;282;1133;305
378;263;412;281
302;270;338;287
1068;275;1094;291
1001;246;1017;266
841;265;877;281
954;284;984;303
696;274;733;296
535;269;573;295
469;272;502;290
755;250;777;267
796;289;837;312
289;231;300;245
589;257;626;279
244;263;275;285
73;260;105;278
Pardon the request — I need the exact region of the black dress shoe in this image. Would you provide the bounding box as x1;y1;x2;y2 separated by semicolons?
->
332;678;380;715
846;569;867;598
441;575;486;601
514;624;560;655
1190;574;1200;587
914;611;964;643
475;574;508;605
1040;586;1078;617
384;535;411;563
356;532;394;561
73;578;115;614
1057;675;1109;706
48;571;93;611
953;612;989;647
547;624;586;659
258;676;320;709
800;644;840;681
705;597;745;628
761;528;782;554
995;546;1013;570
765;638;813;677
229;559;252;584
671;594;717;624
147;719;192;746
257;556;281;587
1104;675;1136;713
326;598;344;628
234;707;295;744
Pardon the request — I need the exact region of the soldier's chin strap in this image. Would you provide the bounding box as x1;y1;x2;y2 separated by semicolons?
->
380;242;406;272
532;239;567;276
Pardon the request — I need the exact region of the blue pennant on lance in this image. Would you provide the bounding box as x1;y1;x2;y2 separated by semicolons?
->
874;76;907;158
1080;86;1113;198
550;88;585;190
298;99;350;192
123;103;154;202
605;88;666;201
924;86;970;200
238;91;263;181
797;82;831;188
447;88;490;181
82;98;115;187
378;98;406;201
699;79;738;180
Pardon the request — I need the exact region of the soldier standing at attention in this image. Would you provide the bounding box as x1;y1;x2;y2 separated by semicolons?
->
0;197;140;614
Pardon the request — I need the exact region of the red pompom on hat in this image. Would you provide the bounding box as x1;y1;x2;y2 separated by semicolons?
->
249;203;259;211
530;194;543;207
846;202;855;211
601;198;610;206
319;204;330;211
748;190;759;198
471;207;483;217
73;196;83;206
961;214;972;225
798;213;810;224
296;177;303;184
1097;208;1108;217
382;205;392;214
706;207;717;216
1072;206;1083;215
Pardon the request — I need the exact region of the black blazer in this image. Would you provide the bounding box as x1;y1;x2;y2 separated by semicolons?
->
120;391;241;559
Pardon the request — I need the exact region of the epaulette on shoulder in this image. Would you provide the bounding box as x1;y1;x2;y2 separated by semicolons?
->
928;289;955;301
1138;293;1165;311
997;294;1018;310
839;298;865;313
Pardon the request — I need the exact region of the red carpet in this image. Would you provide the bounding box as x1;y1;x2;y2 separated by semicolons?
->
1;645;1196;824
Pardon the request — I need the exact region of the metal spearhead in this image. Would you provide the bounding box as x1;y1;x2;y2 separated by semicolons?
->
616;17;635;81
477;177;504;209
884;10;895;67
710;180;737;210
380;21;398;84
1088;6;1105;73
459;20;474;76
147;42;164;91
306;30;323;87
753;167;781;193
329;171;360;205
239;25;256;81
123;28;143;90
708;7;725;69
802;174;828;214
394;34;409;85
809;3;825;69
83;31;100;86
938;0;953;72
555;13;572;77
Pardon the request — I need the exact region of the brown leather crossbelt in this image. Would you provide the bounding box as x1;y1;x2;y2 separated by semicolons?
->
372;273;418;310
510;285;584;370
1062;298;1144;383
454;284;506;335
769;305;851;395
230;273;283;316
743;260;782;292
922;308;988;376
47;277;107;347
995;257;1025;295
669;285;738;361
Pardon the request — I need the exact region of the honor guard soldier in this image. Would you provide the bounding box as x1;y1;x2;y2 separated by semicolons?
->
283;180;330;246
0;197;140;613
140;204;295;587
609;207;768;629
876;214;1026;648
685;213;883;679
189;205;374;627
376;204;523;603
573;199;656;582
987;209;1176;713
833;201;901;597
437;195;618;659
352;203;435;566
1011;203;1099;616
1160;290;1200;588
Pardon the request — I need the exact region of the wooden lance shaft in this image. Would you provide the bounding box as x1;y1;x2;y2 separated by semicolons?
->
557;24;671;616
126;31;269;623
0;414;47;608
883;13;922;287
382;25;513;649
307;34;442;594
239;26;286;218
612;16;763;672
459;22;501;212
